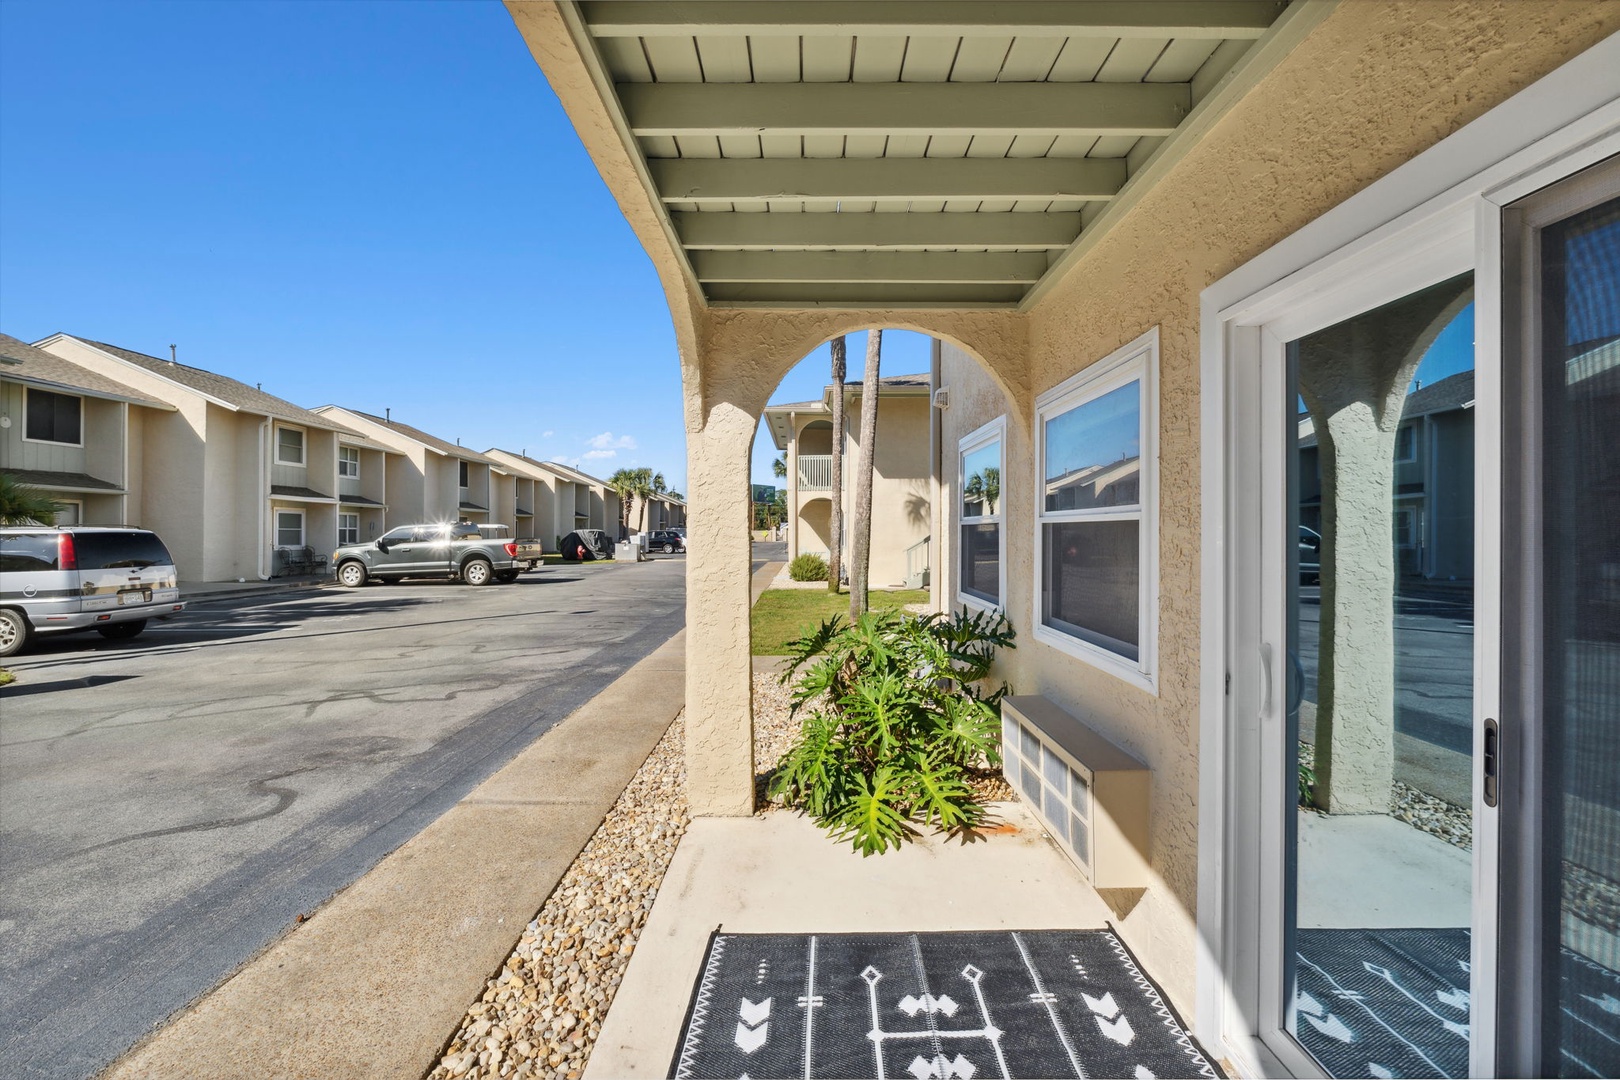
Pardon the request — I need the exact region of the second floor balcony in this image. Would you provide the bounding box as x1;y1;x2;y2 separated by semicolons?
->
796;455;831;491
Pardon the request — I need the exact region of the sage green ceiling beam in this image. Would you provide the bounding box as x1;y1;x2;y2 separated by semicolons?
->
583;2;1283;40
620;82;1189;138
650;158;1127;204
674;211;1083;250
704;282;1027;307
690;249;1050;284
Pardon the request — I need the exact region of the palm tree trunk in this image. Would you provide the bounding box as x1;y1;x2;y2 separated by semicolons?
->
849;329;881;619
827;335;847;594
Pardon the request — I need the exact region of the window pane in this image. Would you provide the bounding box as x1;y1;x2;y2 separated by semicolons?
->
26;389;80;443
277;428;303;463
1287;272;1477;1079
1540;193;1620;1078
0;534;61;571
960;523;1000;604
1042;519;1140;659
275;512;302;547
961;440;1001;517
1044;381;1140;512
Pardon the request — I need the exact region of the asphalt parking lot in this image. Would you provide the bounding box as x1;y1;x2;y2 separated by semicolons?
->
0;555;685;1080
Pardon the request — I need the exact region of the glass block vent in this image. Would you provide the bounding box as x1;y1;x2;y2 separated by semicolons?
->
1003;713;1093;878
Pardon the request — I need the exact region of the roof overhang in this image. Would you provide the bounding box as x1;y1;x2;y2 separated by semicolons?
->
515;0;1332;311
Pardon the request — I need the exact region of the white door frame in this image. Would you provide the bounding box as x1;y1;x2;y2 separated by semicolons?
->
1196;38;1620;1079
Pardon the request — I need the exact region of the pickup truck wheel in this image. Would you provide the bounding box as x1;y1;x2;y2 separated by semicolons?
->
97;619;147;640
0;608;31;658
337;561;368;588
495;570;519;584
462;558;494;586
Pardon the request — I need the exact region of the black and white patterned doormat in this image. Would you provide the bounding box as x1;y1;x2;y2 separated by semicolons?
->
669;929;1219;1080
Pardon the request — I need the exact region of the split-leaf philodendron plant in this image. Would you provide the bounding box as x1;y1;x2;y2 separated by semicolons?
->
769;608;1015;855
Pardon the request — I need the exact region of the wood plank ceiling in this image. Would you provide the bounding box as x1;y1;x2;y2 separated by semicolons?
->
573;1;1293;308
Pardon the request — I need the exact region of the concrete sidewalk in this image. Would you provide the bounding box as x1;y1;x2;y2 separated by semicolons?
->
107;631;688;1080
586;802;1110;1077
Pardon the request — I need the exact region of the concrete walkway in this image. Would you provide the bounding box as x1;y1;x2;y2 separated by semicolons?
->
585;801;1111;1078
107;631;688;1080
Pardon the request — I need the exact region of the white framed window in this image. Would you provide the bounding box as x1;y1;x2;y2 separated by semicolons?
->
338;512;359;545
957;415;1006;611
25;387;83;446
275;425;305;466
1034;327;1158;694
54;500;82;526
338;446;360;478
274;509;304;549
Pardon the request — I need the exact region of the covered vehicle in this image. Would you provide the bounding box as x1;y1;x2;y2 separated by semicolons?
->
560;529;615;561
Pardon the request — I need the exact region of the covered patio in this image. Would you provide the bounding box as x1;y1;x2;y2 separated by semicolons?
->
508;2;1620;1078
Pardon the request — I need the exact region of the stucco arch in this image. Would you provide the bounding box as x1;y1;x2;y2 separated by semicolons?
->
688;306;1030;435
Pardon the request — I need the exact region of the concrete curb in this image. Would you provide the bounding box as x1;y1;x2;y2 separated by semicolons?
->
179;579;335;605
104;631;688;1080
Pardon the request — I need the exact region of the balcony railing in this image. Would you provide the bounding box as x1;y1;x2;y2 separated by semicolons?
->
797;455;832;491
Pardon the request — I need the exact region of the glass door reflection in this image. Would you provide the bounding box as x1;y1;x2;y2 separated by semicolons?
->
1285;273;1478;1078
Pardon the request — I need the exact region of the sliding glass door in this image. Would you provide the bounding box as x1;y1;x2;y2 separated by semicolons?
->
1501;155;1620;1080
1277;274;1481;1079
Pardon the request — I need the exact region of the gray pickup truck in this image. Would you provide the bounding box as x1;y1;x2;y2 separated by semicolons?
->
332;522;540;587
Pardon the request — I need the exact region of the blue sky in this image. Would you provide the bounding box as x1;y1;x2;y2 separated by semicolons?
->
0;1;693;486
0;1;941;494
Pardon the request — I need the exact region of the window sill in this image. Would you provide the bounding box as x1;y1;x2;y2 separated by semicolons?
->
1032;623;1157;697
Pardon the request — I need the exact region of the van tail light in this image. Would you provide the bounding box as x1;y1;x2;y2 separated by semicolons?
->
58;532;78;571
504;543;518;557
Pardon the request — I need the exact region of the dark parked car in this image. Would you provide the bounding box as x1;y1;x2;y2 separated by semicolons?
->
1299;525;1322;585
649;530;685;554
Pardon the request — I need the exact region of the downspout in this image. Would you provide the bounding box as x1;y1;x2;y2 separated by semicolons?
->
257;417;272;580
930;344;942;609
120;401;130;525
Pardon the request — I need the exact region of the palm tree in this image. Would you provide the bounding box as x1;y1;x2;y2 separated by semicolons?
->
772;454;787;480
827;335;847;594
0;474;64;525
607;468;638;538
849;329;882;619
964;466;1001;515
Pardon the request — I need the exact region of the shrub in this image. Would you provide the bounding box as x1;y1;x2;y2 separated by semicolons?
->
768;608;1015;855
788;553;828;582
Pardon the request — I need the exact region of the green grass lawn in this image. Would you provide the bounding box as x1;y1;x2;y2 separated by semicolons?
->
751;588;930;656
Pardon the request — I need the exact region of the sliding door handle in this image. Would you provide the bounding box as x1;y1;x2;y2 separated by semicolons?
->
1259;643;1274;715
1483;717;1500;808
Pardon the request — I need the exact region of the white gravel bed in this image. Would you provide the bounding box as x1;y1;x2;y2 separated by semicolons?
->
429;716;689;1080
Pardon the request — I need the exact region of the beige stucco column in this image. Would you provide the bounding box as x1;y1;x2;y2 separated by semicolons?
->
1299;277;1472;814
684;396;758;816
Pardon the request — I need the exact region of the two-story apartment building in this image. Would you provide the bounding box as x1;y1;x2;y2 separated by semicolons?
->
764;373;933;587
33;335;365;581
313;407;512;529
1;334;174;527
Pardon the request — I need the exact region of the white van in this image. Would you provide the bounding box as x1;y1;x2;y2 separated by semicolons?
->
0;527;184;657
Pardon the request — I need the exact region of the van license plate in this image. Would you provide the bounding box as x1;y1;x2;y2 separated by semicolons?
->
118;589;153;606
